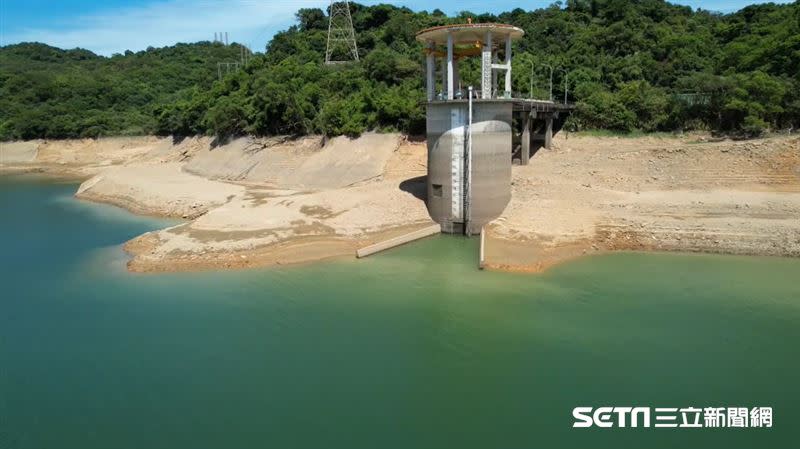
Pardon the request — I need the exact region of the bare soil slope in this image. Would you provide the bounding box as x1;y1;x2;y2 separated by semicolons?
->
484;134;800;271
63;134;433;271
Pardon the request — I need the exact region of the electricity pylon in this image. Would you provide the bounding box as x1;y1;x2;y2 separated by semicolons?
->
325;0;359;64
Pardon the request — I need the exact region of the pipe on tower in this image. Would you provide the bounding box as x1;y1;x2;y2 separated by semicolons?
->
504;35;512;97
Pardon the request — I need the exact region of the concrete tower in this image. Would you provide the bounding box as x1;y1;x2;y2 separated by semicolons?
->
416;23;523;235
416;23;574;235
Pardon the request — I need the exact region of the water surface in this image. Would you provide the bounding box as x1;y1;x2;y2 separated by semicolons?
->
1;176;799;448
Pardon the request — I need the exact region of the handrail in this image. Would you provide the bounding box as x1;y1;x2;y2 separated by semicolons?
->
432;89;572;104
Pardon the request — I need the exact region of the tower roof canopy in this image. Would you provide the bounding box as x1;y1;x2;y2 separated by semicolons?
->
415;23;524;46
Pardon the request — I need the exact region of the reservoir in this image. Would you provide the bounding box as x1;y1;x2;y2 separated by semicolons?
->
1;176;799;449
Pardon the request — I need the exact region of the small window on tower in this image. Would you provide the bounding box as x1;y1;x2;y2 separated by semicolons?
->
432;184;443;198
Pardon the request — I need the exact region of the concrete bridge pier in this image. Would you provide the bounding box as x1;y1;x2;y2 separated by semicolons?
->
544;116;553;150
518;110;562;165
521;112;531;166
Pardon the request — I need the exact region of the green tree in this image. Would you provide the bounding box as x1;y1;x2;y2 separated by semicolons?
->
2;1;799;140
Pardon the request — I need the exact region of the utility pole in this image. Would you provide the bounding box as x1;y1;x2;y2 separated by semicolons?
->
325;0;359;64
529;61;535;99
560;68;569;104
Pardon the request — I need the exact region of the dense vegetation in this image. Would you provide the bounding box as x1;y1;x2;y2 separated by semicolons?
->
0;42;243;139
1;0;798;140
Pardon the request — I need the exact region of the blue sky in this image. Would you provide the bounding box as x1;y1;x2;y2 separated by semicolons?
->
0;0;791;55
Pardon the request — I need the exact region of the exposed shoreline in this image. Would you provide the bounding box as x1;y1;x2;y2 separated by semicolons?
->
0;164;94;181
1;135;438;272
2;133;798;273
482;133;800;272
122;221;436;272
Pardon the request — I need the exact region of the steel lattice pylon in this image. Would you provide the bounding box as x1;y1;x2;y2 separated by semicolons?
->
325;0;359;64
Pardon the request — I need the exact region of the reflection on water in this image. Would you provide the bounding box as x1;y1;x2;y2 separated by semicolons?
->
1;177;799;449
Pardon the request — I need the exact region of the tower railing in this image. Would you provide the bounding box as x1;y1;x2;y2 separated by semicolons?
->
430;89;569;103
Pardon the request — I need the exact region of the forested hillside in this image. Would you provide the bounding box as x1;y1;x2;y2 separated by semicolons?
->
0;43;243;139
1;0;798;140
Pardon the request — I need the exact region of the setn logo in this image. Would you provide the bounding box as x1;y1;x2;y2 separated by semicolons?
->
573;407;651;428
573;406;772;428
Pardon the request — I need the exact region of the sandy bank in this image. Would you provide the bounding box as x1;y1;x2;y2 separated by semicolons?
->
76;163;245;218
122;172;433;272
7;133;432;271
483;134;800;272
124;222;433;272
2;132;798;273
0;137;187;178
183;133;401;189
0;141;39;164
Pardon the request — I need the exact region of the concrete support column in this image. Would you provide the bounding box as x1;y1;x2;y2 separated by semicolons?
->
481;32;492;99
545;116;553;150
521;113;531;165
504;35;512;97
426;42;435;102
446;32;454;100
441;55;447;100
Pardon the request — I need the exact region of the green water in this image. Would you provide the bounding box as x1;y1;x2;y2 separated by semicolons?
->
1;176;799;449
